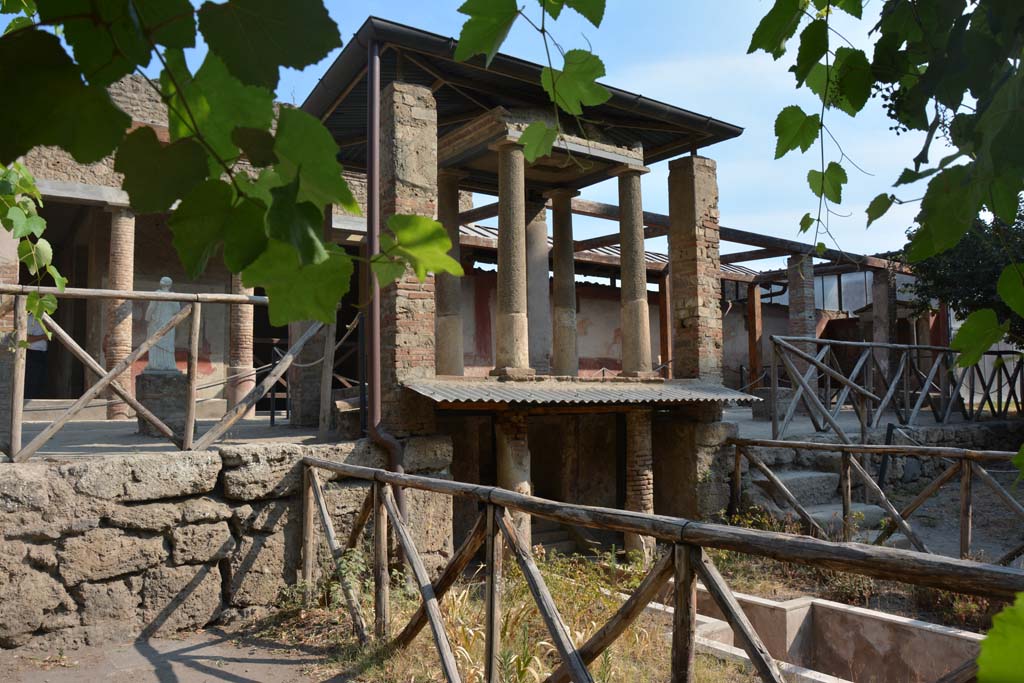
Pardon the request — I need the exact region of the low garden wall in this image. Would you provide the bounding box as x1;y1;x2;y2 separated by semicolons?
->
0;437;453;650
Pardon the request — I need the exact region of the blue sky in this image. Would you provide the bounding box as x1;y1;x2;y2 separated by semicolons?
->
271;1;938;270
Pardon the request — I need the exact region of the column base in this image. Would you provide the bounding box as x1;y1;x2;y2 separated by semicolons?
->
619;370;660;379
489;366;536;379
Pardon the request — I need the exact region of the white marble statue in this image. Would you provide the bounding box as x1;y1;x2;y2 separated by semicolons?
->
144;277;181;373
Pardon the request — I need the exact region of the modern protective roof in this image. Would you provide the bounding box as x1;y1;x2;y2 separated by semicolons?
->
405;378;756;408
303;17;743;176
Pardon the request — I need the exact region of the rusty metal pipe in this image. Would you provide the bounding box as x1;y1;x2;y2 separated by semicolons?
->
365;38;407;520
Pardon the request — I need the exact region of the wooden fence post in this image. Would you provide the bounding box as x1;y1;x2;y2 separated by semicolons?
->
9;295;26;457
183;302;201;450
770;340;779;439
960;461;973;559
840;452;852;542
671;544;698;683
302;466;316;588
373;480;390;640
485;504;504;683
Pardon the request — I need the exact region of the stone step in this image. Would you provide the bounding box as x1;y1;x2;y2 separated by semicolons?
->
855;530;911;550
751;470;840;507
533;517;564;533
806;503;887;533
533;529;571;545
539;540;578;556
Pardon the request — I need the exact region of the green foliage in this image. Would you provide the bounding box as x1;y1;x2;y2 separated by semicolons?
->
115;128;209;213
372;214;464;283
519;121;558;163
792;19;827;86
1;162;65;330
865;193;894;227
747;0;802;60
272;107;360;215
951;310;1009;367
242;240;353;326
774;105;820;159
907;211;1024;342
453;0;518;66
196;0;339;89
538;0;604;27
979;592;1024;682
541;49;611;116
997;264;1024;319
807;161;847;203
907;165;982;262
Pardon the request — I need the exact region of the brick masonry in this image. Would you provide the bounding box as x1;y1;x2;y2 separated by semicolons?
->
104;208;135;419
668;156;722;381
379;82;438;436
787;254;817;377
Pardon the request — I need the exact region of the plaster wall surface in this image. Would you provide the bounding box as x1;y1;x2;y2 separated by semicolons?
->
0;437;453;650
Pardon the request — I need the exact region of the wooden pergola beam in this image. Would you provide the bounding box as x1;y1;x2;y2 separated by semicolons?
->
721;248;787;264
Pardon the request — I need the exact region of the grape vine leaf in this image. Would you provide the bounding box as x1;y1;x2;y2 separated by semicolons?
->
197;0;340;89
519;122;558;162
978;592;1024;682
865;193;894;227
267;175;328;267
168;179;268;278
242;240;354;326
115;127;209;214
18;237;51;275
232;127;278;167
997;264;1024;318
792;19;827;86
383;214;464;281
799;213;814;233
541;49;611;116
951;309;1008;367
273;107;359;215
774;105;820;158
161;50;274;177
834;47;872;114
907;165;982;262
748;0;802;60
454;0;518;66
807;161;847;203
0;30;130;164
539;0;604;27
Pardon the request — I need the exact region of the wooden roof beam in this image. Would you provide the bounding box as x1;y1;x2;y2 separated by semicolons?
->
721;248;788;264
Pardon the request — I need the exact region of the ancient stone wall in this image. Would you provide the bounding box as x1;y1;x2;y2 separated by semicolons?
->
0;437;453;650
653;405;737;519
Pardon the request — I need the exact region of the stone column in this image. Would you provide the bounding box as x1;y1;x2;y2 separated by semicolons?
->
624;410;654;562
104;207;135;419
491;142;533;378
525;201;552;374
436;170;464;376
227;274;255;415
668;156;722;381
617;167;653;376
787;254;817;377
547;189;579;376
380;81;438;435
496;410;531;541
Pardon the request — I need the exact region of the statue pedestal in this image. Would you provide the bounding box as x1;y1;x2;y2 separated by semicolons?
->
136;371;188;437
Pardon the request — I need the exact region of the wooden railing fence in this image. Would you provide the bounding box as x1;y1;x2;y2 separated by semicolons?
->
1;284;356;460
729;437;1024;561
300;456;1024;683
769;336;1022;441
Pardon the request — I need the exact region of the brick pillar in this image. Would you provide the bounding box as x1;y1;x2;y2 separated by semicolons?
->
526;201;551;374
380;81;437;435
617;168;653;376
548;189;578;376
787;254;817;378
436;170;464;376
227;274;255;415
668;156;722;381
872;267;897;383
624;410;654;562
0;227;19;453
491;141;533;378
496;410;531;541
104;207;135;419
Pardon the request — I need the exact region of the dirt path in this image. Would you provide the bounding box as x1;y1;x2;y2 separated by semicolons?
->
0;629;320;683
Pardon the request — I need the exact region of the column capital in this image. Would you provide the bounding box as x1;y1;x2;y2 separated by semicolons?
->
488;137;523;152
609;163;650;178
104;205;134;220
542;188;581;200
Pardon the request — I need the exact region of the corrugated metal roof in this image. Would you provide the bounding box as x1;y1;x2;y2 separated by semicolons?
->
405;378;757;407
459;223;757;277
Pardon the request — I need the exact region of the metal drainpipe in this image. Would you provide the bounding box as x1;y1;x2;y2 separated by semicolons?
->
365;38;407;520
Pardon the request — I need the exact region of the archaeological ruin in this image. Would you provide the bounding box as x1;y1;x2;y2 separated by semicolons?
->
1;16;1023;683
